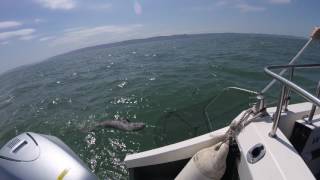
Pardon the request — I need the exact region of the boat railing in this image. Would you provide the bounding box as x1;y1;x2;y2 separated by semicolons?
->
262;63;320;137
260;39;313;94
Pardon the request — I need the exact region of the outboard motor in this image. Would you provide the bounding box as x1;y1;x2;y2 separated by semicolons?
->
0;132;97;180
290;119;320;177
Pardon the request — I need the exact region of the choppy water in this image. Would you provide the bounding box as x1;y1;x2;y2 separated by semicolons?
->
0;33;319;179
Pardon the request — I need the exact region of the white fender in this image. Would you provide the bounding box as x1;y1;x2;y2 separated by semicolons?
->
175;140;229;180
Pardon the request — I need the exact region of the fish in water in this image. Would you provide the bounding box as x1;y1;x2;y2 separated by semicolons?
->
82;117;145;132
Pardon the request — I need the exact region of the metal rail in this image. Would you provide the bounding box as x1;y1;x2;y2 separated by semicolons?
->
261;38;313;94
307;81;320;124
264;63;320;137
283;67;294;111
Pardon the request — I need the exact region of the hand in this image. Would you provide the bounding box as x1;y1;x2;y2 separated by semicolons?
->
311;27;320;39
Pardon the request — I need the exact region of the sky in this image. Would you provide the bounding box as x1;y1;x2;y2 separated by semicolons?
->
0;0;319;73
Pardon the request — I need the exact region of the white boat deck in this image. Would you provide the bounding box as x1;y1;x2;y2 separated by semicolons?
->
237;102;316;180
124;102;319;180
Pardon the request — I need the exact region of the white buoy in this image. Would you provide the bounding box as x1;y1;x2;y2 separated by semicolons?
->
175;138;229;180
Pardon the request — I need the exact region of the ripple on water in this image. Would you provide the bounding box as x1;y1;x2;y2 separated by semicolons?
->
0;96;14;110
85;132;96;148
110;96;138;105
109;138;127;151
117;81;127;88
52;100;58;105
210;72;217;77
90;158;97;172
5;96;14;103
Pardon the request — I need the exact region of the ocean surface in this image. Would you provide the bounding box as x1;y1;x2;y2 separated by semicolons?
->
0;33;319;179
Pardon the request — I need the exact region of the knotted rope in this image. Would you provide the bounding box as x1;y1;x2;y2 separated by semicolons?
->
216;106;267;150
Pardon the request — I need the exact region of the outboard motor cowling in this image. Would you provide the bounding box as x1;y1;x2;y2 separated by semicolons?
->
0;132;97;180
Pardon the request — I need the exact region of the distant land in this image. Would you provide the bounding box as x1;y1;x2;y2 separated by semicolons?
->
66;33;305;56
0;33;306;76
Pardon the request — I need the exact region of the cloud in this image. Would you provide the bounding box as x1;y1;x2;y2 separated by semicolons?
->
34;18;46;23
0;29;36;41
34;0;112;11
269;0;291;4
34;0;76;10
215;1;228;7
20;35;37;41
39;36;55;41
236;4;266;12
193;1;267;13
52;24;143;47
86;3;112;11
0;21;22;29
0;41;9;45
63;26;85;32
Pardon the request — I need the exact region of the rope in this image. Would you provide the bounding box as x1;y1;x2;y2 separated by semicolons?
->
204;87;259;132
215;106;267;150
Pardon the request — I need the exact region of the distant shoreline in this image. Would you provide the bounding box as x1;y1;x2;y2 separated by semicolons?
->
63;32;306;56
0;32;307;76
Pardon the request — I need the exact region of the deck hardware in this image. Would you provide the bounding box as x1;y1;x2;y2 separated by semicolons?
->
256;94;265;112
307;81;320;124
283;67;294;111
269;85;287;137
247;143;266;164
